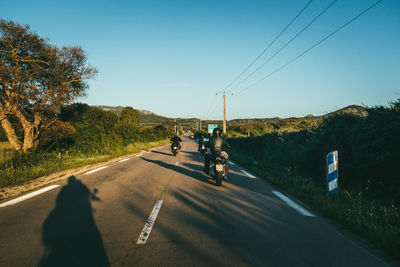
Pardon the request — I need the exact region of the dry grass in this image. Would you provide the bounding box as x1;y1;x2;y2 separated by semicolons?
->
0;141;14;163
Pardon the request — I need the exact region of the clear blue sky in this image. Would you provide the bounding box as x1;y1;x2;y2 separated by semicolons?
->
2;0;399;119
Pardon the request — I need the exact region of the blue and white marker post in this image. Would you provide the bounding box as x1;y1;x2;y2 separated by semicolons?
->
326;151;339;196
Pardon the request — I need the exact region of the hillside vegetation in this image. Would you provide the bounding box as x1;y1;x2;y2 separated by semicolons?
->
0;104;172;188
92;105;169;125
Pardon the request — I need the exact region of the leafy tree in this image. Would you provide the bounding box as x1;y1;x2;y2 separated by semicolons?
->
119;106;140;128
0;20;97;152
161;120;177;133
59;103;91;123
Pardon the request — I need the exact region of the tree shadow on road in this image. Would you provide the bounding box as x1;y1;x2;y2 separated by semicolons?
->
39;176;110;267
140;157;214;185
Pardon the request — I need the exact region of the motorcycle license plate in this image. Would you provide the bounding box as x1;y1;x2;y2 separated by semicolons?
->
216;164;224;172
173;147;177;149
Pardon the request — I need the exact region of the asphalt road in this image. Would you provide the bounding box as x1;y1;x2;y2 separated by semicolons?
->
0;138;392;266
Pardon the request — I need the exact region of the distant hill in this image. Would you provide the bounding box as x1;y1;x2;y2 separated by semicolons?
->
91;104;367;128
228;105;367;124
92;105;125;115
322;105;368;118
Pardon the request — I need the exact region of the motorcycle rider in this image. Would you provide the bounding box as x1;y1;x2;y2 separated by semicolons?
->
203;128;229;173
170;132;182;150
197;133;207;152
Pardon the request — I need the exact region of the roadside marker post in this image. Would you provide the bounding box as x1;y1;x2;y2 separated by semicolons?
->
326;151;338;196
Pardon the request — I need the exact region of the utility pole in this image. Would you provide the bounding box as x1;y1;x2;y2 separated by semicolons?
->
174;119;177;133
216;91;228;134
199;119;202;131
223;93;226;134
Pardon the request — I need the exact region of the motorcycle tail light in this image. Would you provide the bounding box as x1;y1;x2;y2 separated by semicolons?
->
216;164;224;172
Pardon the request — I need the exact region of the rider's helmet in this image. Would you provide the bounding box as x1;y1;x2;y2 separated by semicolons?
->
212;127;222;137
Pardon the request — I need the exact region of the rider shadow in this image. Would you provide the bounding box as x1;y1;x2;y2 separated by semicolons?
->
140;157;214;185
39;176;110;267
150;150;174;156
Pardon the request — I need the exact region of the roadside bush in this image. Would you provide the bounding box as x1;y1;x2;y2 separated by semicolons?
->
227;99;400;259
39;120;75;150
228;98;400;204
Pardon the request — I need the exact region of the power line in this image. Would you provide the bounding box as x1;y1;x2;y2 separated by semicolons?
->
231;0;338;92
201;94;218;120
235;0;383;95
223;0;313;92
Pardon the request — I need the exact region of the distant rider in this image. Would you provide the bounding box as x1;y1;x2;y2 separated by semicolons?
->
203;128;230;173
198;133;208;152
170;132;182;150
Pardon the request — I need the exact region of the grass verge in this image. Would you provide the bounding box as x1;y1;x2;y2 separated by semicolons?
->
0;139;169;188
228;148;400;261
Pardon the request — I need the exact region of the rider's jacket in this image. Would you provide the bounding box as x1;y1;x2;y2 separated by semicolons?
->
207;136;229;156
170;136;182;145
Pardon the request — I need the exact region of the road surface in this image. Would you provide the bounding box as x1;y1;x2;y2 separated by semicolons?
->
0;138;391;266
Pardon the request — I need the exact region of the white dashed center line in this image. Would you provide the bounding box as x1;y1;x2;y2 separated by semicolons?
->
137;200;163;244
118;158;130;162
175;161;179;166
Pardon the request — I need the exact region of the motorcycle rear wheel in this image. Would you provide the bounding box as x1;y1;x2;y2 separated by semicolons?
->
215;172;223;186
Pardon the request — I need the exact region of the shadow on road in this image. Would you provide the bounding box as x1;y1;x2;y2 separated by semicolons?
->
140;157;213;185
39;176;110;267
150;150;173;156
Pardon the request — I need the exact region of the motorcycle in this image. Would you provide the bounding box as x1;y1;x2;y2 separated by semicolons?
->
199;143;206;155
209;151;229;186
171;143;180;156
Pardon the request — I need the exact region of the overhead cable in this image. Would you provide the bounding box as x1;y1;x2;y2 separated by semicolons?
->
231;0;338;91
235;0;383;95
223;0;313;92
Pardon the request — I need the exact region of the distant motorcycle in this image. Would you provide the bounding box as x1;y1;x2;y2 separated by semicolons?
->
171;143;180;156
198;137;209;156
199;143;206;155
208;151;229;186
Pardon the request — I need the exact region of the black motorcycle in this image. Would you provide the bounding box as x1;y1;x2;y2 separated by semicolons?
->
199;143;206;155
209;151;229;186
171;143;180;156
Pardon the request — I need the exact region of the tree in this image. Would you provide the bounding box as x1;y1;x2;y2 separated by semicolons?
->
119;106;140;128
0;20;97;152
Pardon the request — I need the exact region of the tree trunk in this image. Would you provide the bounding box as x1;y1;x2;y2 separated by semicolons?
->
0;116;22;151
22;126;35;152
21;115;41;153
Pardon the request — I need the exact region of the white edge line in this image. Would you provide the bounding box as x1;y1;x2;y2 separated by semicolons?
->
272;190;315;217
84;166;108;175
118;158;131;162
0;185;60;208
137;200;163;244
240;169;257;179
136;154;143;157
